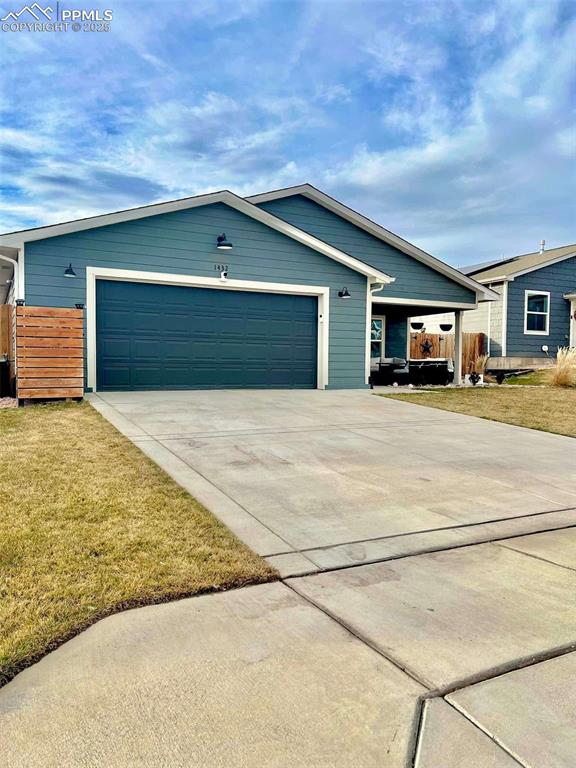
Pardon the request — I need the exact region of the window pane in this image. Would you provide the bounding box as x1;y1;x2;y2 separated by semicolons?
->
527;294;548;313
371;319;382;341
527;313;546;331
370;341;381;359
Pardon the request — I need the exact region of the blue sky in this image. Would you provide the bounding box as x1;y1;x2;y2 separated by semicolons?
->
1;0;574;265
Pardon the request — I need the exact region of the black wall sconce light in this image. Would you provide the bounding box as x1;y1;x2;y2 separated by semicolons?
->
439;323;453;332
64;263;77;278
216;233;233;250
15;299;25;306
410;321;424;331
338;287;351;299
75;303;85;310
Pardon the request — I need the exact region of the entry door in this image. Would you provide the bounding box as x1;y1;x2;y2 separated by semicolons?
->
96;280;318;390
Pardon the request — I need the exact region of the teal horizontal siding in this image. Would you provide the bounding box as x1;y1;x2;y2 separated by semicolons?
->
258;195;476;304
24;202;368;388
506;256;575;356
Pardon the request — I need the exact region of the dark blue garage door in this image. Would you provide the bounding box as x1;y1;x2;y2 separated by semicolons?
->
96;280;318;390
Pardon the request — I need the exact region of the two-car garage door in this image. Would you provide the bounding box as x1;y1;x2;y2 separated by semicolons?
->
96;280;318;390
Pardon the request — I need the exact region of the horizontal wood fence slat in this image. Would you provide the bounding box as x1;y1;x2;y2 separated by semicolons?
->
17;307;83;319
18;366;84;376
17;336;84;348
15;315;84;328
16;306;85;400
16;326;84;338
17;347;83;358
18;377;84;388
18;388;84;399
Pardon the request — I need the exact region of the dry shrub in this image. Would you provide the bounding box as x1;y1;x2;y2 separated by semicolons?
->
551;347;576;388
472;354;489;374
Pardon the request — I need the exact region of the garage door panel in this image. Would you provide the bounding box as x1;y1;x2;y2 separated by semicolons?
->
96;281;317;390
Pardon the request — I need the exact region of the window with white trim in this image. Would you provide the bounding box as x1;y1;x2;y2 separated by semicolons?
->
524;291;550;334
370;316;385;366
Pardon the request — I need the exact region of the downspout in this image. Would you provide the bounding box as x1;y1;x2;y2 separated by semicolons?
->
366;281;391;386
0;254;18;303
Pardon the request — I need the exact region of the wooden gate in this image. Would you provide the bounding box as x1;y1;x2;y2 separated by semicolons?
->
16;306;84;400
410;332;485;373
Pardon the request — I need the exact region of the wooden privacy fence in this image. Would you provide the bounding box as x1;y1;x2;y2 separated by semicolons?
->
16;306;84;400
410;332;486;373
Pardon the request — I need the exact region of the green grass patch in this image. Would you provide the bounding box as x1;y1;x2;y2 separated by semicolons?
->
0;402;275;686
504;369;552;386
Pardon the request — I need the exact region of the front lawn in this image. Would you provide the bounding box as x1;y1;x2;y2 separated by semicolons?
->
382;386;576;438
0;403;275;686
504;369;552;386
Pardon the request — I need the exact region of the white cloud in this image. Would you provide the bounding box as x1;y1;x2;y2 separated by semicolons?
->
1;0;574;266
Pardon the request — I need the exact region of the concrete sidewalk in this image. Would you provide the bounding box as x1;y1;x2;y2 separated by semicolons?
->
2;528;575;767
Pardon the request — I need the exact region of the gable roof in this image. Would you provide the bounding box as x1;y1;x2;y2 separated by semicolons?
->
247;184;497;301
0;190;393;284
465;243;576;283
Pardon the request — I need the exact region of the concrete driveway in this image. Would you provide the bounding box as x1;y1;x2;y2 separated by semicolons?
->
90;389;576;575
2;390;575;767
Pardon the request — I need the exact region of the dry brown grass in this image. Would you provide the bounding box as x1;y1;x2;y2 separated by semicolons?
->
382;386;576;438
0;402;275;686
550;348;576;388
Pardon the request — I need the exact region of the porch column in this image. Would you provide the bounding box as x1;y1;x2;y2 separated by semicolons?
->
454;310;463;385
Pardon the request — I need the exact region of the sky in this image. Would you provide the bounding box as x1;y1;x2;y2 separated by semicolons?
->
0;0;575;266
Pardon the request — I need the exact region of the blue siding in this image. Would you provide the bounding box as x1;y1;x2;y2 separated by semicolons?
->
24;202;368;388
506;257;575;356
384;312;409;358
257;195;476;303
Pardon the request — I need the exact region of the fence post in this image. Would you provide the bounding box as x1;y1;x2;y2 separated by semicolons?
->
454;310;463;385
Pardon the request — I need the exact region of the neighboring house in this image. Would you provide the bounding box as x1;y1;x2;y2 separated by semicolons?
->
0;184;495;392
459;244;576;367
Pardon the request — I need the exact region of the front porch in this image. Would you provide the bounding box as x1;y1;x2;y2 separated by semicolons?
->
369;301;470;386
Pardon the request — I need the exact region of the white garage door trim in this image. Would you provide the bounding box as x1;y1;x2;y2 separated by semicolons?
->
86;267;330;392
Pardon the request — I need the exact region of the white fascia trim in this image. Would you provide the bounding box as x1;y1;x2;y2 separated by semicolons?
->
501;281;508;356
487;292;492;357
247;184;498;302
85;267;330;392
474;251;576;283
371;296;477;310
365;279;371;385
0;191;392;284
476;276;512;284
19;244;25;301
564;292;576;300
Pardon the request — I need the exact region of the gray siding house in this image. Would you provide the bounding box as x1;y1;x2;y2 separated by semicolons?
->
0;184;495;391
461;244;576;367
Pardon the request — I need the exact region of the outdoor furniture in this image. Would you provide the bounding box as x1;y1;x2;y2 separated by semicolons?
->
371;357;409;386
408;358;454;386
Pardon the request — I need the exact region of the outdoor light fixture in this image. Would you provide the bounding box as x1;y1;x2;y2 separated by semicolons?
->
439;323;453;332
75;303;85;310
338;287;351;299
410;321;424;331
15;299;25;307
64;263;77;278
216;233;233;250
